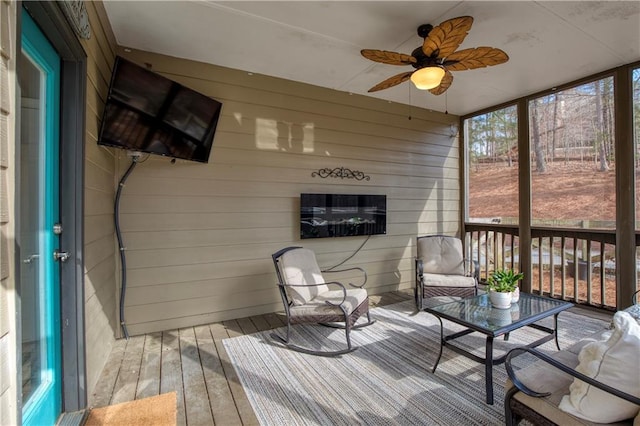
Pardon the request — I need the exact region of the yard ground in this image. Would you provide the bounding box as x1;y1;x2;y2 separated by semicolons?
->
468;161;636;308
469;162;619;223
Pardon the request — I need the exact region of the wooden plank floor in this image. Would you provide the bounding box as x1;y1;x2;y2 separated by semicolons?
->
88;289;613;425
88;290;414;425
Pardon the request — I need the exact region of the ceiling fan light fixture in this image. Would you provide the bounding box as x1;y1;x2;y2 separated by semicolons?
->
362;16;508;95
410;66;445;90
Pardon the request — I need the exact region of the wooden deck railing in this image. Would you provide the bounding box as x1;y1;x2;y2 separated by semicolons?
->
464;223;639;311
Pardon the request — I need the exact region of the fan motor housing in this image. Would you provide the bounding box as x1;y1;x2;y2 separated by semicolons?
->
417;24;433;38
411;46;439;69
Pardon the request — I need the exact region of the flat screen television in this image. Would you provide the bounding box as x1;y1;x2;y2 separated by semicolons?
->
300;193;386;239
98;56;223;163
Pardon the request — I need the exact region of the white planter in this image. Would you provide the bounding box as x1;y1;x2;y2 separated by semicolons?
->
488;306;513;326
489;289;512;309
511;287;520;303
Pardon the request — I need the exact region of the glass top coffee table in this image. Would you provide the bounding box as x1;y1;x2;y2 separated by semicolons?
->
424;292;573;404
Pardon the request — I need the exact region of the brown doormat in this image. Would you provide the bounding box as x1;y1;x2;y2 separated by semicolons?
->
84;392;177;426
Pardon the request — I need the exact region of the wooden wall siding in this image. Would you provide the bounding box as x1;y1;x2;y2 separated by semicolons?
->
114;48;461;336
78;1;119;398
0;0;15;424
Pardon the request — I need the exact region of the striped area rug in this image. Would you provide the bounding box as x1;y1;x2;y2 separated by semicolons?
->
223;300;608;425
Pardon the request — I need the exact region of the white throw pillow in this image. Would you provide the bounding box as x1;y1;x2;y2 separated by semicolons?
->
559;311;640;423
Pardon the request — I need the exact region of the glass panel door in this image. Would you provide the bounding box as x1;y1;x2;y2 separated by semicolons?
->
19;10;62;425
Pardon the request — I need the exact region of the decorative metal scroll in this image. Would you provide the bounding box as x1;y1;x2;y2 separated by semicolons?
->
311;167;370;181
59;1;91;40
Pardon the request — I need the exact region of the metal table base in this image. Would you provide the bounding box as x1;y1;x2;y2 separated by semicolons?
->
425;295;573;404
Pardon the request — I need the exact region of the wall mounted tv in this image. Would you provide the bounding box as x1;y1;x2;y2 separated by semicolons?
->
98;56;223;163
300;193;386;239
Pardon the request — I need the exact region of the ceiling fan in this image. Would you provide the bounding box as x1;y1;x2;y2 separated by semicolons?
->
361;16;509;95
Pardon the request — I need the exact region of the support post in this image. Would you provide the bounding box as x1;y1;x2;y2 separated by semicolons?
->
518;100;532;293
614;66;635;309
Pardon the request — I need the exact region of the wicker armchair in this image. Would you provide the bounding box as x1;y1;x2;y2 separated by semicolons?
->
415;235;478;310
504;347;640;425
505;290;640;425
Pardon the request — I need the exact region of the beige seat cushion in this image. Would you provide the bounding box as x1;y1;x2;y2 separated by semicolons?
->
289;288;367;318
421;273;476;288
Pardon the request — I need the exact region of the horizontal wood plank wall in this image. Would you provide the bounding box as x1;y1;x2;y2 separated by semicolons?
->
0;1;16;423
116;48;461;335
79;1;119;398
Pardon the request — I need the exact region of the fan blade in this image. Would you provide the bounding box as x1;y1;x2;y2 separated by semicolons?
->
428;70;453;95
361;49;416;65
444;47;509;71
367;71;414;92
422;16;473;58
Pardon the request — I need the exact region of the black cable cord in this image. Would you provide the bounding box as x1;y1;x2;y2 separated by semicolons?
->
115;157;138;339
324;234;371;271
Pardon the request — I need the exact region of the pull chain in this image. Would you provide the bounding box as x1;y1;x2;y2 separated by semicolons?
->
408;85;412;120
445;92;449;115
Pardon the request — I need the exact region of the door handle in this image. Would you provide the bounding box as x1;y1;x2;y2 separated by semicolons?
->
53;249;70;262
23;254;40;264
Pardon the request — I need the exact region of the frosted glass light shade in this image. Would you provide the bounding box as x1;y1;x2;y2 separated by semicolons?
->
410;67;445;90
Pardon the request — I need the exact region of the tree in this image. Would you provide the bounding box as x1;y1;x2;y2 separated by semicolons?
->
530;99;547;173
594;80;610;171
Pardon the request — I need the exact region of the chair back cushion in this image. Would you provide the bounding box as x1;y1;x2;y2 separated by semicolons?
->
417;236;465;275
279;248;328;305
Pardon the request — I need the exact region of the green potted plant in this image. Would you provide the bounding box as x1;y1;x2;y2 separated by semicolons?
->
487;268;524;309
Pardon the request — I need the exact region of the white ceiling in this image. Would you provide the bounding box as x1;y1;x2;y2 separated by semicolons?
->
103;1;640;116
